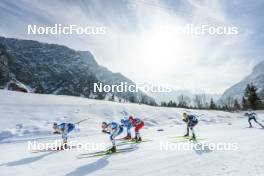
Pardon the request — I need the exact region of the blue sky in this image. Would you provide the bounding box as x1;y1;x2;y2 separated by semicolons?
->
0;0;263;94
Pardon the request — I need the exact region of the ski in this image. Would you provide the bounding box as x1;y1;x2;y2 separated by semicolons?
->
79;146;135;156
127;139;152;143
116;141;134;146
169;136;202;139
74;119;88;125
172;138;207;143
78;147;135;158
116;139;152;145
174;137;206;140
116;140;149;147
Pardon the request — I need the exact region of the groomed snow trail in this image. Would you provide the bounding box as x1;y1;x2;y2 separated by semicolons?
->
0;90;264;176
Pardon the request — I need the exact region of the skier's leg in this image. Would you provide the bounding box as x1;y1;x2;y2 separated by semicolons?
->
184;125;189;136
135;122;144;141
135;132;140;139
127;127;131;137
62;132;68;149
254;118;264;128
109;134;117;152
190;121;198;140
62;125;75;148
109;127;123;152
248;118;253;127
190;127;196;140
110;129;119;146
124;127;131;139
110;132;116;146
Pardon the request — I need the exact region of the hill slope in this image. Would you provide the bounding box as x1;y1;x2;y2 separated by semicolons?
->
0;37;155;104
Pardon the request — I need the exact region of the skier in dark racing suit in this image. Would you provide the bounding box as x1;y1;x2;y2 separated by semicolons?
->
182;112;198;140
244;112;264;128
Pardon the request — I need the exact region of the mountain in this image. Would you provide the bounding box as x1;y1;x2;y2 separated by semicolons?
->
0;43;10;86
0;36;156;105
221;60;264;100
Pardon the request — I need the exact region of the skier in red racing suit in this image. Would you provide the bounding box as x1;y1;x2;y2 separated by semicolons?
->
129;116;144;142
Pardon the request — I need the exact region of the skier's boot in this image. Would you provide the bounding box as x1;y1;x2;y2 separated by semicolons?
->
107;146;116;154
136;137;142;142
190;134;196;141
58;140;68;150
183;133;189;137
123;134;131;140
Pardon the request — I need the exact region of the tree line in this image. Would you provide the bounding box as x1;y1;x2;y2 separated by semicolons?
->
161;83;264;111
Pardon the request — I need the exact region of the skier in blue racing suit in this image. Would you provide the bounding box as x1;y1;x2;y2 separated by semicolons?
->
183;112;198;140
53;122;75;148
120;118;132;140
101;121;123;153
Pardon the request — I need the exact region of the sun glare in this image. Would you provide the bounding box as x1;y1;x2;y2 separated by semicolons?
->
138;25;200;76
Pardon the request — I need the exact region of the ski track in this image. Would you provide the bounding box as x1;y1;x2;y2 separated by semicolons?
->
0;90;264;176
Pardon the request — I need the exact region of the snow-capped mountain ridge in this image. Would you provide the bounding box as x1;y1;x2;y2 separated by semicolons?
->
221;60;264;100
0;36;155;104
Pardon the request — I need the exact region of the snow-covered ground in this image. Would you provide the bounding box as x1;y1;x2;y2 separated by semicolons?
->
0;90;264;176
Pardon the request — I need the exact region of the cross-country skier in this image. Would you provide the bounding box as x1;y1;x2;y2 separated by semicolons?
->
101;121;124;153
120;118;132;140
53;122;75;148
182;112;198;140
244;112;264;128
129;116;144;142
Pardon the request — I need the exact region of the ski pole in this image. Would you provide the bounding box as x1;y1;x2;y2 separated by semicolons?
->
75;119;88;125
197;114;205;117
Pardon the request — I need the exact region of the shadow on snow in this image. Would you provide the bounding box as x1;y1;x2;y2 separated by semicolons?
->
1;151;55;167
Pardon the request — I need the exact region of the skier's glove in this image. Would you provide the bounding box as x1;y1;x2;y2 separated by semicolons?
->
53;131;61;134
182;119;188;123
102;130;110;134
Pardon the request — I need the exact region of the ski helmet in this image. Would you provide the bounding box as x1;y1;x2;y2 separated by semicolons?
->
123;115;129;120
129;116;133;121
101;122;108;129
121;119;125;124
